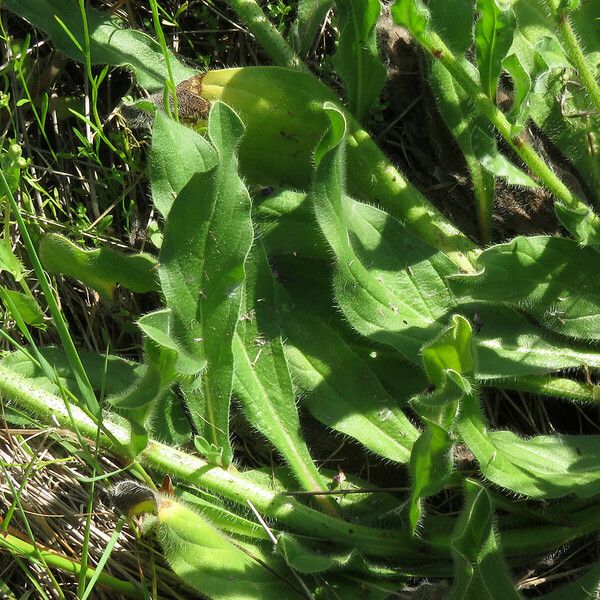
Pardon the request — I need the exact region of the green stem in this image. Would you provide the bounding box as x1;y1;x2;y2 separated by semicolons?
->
493;375;600;404
0;529;142;598
223;0;307;72
3;364;599;574
543;0;600;118
0;363;431;563
0;170;99;414
412;28;599;226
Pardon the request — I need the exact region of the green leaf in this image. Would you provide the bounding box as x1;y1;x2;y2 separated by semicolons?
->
469;302;600;378
449;480;521;600
108;340;177;410
233;243;336;511
156;498;303;600
277;534;388;580
290;0;334;56
502;53;532;133
451;236;600;341
474;0;517;101
511;0;600;197
470;126;539;188
157;102;254;466
254;189;328;258
391;0;430;38
150;112;217;219
428;0;473;55
312;106;457;363
423;314;600;500
3;0;195;92
39;233;159;298
553;202;600;247
0;239;27;281
427;0;495;243
0;347;145;398
0;288;45;328
458;396;600;498
332;0;386;121
283;311;419;463
422;315;473;387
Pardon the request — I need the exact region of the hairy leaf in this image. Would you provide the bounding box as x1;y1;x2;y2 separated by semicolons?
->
157;498;303;599
312;106;457;363
150;112;217;219
451;236;600;341
233;243;336;512
470;127;538;188
283;310;419;463
290;0;334;56
466;303;600;378
157;102;254;465
408;421;454;535
332;0;386;121
449;480;521;599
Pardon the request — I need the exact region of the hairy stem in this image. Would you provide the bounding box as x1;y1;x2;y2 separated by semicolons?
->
543;0;600;118
407;27;600;238
223;0;307;71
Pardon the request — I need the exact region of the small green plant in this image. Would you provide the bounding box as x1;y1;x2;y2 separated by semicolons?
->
1;0;600;598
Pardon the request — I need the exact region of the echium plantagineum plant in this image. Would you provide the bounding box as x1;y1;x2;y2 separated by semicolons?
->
1;0;600;597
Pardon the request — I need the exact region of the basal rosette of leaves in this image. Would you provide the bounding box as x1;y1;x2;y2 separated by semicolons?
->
1;0;600;598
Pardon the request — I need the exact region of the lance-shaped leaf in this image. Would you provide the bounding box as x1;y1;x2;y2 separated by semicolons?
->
283;310;419;463
458;399;600;498
475;0;517;101
511;0;600;197
449;480;522;600
332;0;386;121
158;102;254;465
311;103;458;364
233;243;338;515
451;236;600;341
470;127;538;188
406;315;472;534
460;302;600;379
3;0;195;92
